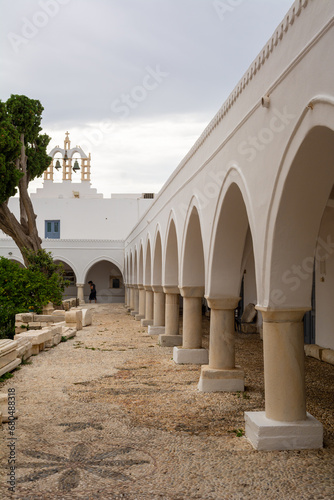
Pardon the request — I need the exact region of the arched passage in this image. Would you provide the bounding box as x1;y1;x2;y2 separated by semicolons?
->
54;260;78;299
181;205;205;288
152;231;162;286
144;239;151;285
85;259;124;303
266;126;334;309
164;218;179;287
245;124;334;449
199;180;255;392
162;217;181;340
175;204;207;363
138;245;144;285
208;182;252;299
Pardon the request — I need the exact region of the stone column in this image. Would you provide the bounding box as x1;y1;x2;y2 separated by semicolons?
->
124;285;130;308
141;286;154;327
173;287;208;364
198;297;244;392
131;286;139;317
76;283;85;304
245;307;323;451
135;285;146;321
158;286;182;346
148;286;165;335
128;286;134;312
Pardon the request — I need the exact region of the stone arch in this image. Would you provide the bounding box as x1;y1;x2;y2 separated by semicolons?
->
138;243;144;285
164;215;179;286
129;252;133;284
264;106;334;308
133;248;138;285
84;258;124;303
145;238;152;285
180;200;205;288
152;229;163;286
207;173;255;300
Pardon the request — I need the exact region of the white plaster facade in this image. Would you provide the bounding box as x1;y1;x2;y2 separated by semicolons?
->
0;135;154;303
123;1;334;450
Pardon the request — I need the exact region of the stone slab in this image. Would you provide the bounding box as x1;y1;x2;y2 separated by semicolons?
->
65;310;82;330
148;326;165;335
304;344;323;360
173;347;209;365
14;329;53;345
15;313;34;323
0;358;21;378
321;349;334;365
198;365;245;392
241;303;257;323
0;349;18;370
52;310;65;317
158;334;183;347
61;327;77;340
0;340;18;355
81;308;92;327
245;411;323;451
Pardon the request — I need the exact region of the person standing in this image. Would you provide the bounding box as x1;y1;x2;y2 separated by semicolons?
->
88;280;97;303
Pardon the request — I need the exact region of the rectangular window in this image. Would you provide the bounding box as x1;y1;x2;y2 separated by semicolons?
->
45;220;60;239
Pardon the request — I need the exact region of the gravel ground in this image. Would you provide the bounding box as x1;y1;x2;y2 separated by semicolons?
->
0;303;333;499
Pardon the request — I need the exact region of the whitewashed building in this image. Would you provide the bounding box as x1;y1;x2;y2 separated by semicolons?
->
0;132;154;303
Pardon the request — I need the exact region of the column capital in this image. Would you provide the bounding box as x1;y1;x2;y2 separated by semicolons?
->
180;286;204;298
137;284;144;290
256;306;310;323
163;286;179;295
76;283;84;288
206;296;240;310
152;285;164;293
144;285;153;291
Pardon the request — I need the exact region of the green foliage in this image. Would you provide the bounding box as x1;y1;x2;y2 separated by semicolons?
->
0;94;51;203
0;372;14;383
0;251;69;338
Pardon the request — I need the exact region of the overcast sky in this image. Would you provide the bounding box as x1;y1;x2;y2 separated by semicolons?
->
1;0;293;197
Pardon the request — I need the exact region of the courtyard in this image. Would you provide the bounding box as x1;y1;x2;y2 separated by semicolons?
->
0;303;333;499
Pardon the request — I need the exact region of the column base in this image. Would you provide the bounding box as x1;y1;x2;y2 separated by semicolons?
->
135;314;145;321
173;347;208;365
148;326;165;335
141;319;154;327
197;365;244;392
127;308;133;313
158;334;183;347
130;311;138;317
245;411;323;451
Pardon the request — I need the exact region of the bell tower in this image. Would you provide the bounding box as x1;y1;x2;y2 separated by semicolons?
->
44;132;91;183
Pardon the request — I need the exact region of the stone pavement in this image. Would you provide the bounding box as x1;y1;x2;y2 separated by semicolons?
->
0;304;333;499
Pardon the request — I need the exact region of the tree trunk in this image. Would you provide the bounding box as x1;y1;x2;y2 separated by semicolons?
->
0;133;42;266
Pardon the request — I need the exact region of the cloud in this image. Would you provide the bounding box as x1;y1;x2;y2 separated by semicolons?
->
1;0;294;194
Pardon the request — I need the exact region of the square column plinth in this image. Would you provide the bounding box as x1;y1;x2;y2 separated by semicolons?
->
148;326;165;335
158;334;182;347
173;347;208;365
198;365;244;392
141;319;154;327
245;411;323;451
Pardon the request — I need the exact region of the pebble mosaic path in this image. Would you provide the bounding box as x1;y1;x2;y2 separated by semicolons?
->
0;303;333;499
